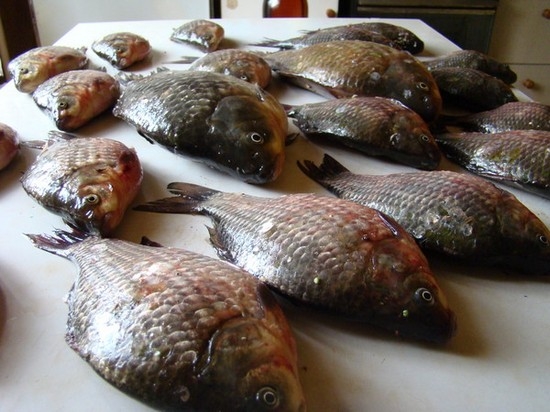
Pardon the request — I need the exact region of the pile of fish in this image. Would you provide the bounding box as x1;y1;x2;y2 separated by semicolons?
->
2;18;550;411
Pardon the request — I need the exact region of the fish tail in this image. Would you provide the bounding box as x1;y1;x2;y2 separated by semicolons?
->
297;153;350;184
25;229;88;257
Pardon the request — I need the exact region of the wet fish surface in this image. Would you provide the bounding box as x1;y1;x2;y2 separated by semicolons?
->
21;131;142;236
170;19;224;52
27;230;306;412
264;40;441;121
354;22;424;54
137;182;457;344
113;70;288;184
435;130;550;199
8;45;88;93
286;96;441;170
0;122;19;171
298;154;550;275
32;69;120;131
92;32;151;69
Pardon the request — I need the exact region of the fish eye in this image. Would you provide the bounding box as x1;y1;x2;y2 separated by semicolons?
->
538;234;549;246
58;101;70;110
256;386;279;409
415;287;435;305
416;82;429;91
249;132;265;144
240;74;249;81
420;134;430;142
84;194;100;205
19;67;30;75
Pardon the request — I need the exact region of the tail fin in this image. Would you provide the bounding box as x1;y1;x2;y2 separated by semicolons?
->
297;153;350;184
25;229;88;258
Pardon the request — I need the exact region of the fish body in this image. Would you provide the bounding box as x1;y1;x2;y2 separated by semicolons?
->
286;97;441;169
265;40;441;121
0;123;19;170
187;49;272;88
26;230;306;412
32;69;120;131
435;130;550;199
92;32;151;69
8;45;89;93
137;182;456;344
430;67;518;112
113;70;288;184
21;131;142;236
298;154;550;275
424;49;517;84
171;19;224;52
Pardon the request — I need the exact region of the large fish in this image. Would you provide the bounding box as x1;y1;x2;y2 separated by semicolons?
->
136;182;457;344
170;19;224;52
21;131;142;236
32;69;120;131
92;31;151;69
435;130;550;199
298;154;550;276
8;45;88;93
264;40;441;121
0;122;19;171
113;70;288;184
26;230;306;412
286;96;441;170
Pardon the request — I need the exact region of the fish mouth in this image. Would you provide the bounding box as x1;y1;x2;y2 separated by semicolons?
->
236;152;286;184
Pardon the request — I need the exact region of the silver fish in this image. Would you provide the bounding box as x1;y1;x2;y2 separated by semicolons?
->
170;19;225;52
92;31;151;69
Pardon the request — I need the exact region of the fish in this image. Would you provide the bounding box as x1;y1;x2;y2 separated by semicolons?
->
424;49;517;84
0;122;19;171
297;154;550;276
430;67;518;112
26;229;306;412
113;70;288;184
354;22;425;54
8;45;88;93
264;40;441;122
136;182;457;344
32;69;120;131
170;19;224;52
91;31;151;69
435;130;550;200
21;131;143;236
439;101;550;133
286;97;441;169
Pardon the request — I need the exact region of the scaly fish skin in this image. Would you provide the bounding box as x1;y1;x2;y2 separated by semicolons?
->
8;46;88;93
0;122;19;170
113;70;288;184
32;69;120;131
21;132;142;236
137;183;456;344
92;32;151;69
287;97;441;170
26;230;306;412
171;19;225;52
355;22;424;54
298;154;550;276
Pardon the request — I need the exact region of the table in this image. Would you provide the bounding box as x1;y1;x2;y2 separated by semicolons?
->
1;18;548;412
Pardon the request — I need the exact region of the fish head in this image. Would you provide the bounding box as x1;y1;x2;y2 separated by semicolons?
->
207;94;288;184
8;59;47;93
52;93;82;131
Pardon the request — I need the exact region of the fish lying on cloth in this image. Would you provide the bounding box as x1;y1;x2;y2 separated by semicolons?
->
113;70;288;184
136;182;457;344
439;101;550;133
435;130;550;200
21;131;142;236
32;69;120;131
26;229;306;412
170;19;224;52
0;123;19;171
92;32;151;69
430;67;517;112
264;40;441;122
286;96;441;170
424;49;517;84
8;45;88;93
298;154;550;276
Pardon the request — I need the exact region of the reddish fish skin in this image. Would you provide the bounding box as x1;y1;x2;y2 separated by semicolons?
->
92;32;151;69
137;182;457;344
0;122;19;170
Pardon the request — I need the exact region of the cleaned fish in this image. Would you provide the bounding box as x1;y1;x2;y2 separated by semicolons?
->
264;40;441;121
286;97;441;170
8;45;88;93
355;22;425;54
170;19;224;52
113;70;288;184
32;69;120;131
298;154;550;276
0;123;19;171
435;130;550;199
430;67;518;112
21;131;142;236
424;49;517;84
26;229;306;412
440;101;550;133
136;182;457;344
92;31;151;69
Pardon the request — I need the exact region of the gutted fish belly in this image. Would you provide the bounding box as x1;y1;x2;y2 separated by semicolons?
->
27;230;306;411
